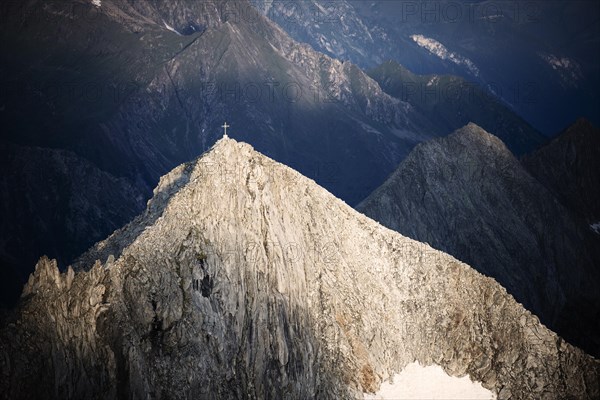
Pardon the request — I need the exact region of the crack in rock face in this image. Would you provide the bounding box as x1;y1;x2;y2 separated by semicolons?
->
0;137;598;399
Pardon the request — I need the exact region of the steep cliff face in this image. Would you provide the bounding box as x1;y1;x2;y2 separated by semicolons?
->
522;118;600;225
357;123;600;357
1;137;598;399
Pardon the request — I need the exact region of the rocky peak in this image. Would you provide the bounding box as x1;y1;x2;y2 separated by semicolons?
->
1;135;598;399
22;257;64;295
570;117;594;131
449;122;513;153
357;123;600;357
373;123;517;194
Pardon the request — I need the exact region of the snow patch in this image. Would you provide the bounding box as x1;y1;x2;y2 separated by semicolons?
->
364;362;496;400
543;54;575;70
410;34;480;77
318;34;334;54
539;53;582;87
91;0;101;7
358;121;384;136
314;1;328;14
163;21;182;36
426;76;440;87
591;222;600;235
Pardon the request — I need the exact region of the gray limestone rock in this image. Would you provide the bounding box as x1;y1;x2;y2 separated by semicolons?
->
357;123;600;357
1;137;598;399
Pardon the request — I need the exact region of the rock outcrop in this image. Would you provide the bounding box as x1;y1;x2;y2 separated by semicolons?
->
1;137;598;399
357;123;600;357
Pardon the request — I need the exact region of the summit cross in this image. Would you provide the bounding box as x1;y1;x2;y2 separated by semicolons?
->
222;122;230;138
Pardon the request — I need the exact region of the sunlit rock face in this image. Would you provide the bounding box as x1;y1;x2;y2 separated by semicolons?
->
0;137;598;399
357;123;600;357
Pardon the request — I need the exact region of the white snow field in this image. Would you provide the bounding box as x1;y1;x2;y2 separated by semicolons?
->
364;362;496;400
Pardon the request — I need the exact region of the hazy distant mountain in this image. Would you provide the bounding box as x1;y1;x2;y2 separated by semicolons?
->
252;0;600;134
357;123;600;356
523;118;600;227
1;137;597;399
367;60;544;155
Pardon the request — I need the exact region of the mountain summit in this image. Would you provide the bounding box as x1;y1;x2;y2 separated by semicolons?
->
357;123;600;356
1;136;598;399
0;0;547;307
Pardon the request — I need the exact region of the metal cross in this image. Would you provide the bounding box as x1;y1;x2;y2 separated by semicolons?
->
222;122;230;137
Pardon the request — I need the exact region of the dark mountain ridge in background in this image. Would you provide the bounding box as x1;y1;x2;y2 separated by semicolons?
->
0;0;544;307
0;142;145;308
367;60;544;155
252;0;600;134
